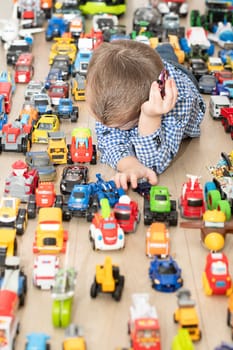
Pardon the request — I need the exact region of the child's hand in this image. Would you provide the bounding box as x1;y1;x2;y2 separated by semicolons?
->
114;160;158;190
141;78;178;118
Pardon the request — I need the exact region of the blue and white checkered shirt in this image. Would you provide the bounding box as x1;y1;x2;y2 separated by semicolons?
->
95;60;206;174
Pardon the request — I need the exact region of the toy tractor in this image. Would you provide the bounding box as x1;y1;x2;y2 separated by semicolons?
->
90;256;124;301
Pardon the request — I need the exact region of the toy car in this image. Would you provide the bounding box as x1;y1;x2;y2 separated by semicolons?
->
44;67;63;89
49;37;77;65
146;222;170;258
0;196;28;236
52;268;77;328
173;289;201;341
214;343;233;350
62;184;99;222
198;74;217;94
18;101;39;126
47;80;69;107
33;207;68;254
45;15;69;41
31;114;60;144
25;332;51;350
179;174;206;219
207;57;225;73
70;73;86;101
60;165;89;195
113;195;140;233
27;182;63;219
188;58;208;80
0;70;16;94
57;98;79;122
25;150;57;182
90;256;124;301
68;127;97;164
4;160;39;203
215;70;233;84
51;54;71;81
0;255;27;306
32;254;60;290
172;328;194;350
202;252;233;296
149;255;183;292
143;185;178;226
63;324;87;350
89;199;125;251
24;80;46;100
32;93;53;114
0;121;32;154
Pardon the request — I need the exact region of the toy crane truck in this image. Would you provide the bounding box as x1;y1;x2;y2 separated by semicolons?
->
116;293;161;350
173;288;202;342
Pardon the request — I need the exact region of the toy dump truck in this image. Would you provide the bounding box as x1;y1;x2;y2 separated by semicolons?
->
173;288;201;342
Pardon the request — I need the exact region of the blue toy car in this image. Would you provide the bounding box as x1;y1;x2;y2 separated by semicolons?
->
149;255;183;292
214;342;233;350
57;98;79;122
45;16;69;41
25;333;50;350
45;67;63;89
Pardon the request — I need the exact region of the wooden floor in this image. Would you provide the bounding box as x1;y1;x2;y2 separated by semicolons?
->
1;0;233;349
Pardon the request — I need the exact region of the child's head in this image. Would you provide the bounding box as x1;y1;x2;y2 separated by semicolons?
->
86;40;164;129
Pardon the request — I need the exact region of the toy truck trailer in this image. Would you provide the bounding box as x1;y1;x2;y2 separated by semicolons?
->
127;293;161;350
220;107;233;139
0;289;20;350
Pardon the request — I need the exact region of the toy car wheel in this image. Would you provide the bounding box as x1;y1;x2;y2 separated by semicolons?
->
0;138;2;154
207;189;221;210
14;238;17;255
204;181;216;200
113;279;124;301
16;208;28;235
21;137;31;155
55;195;63;208
90;145;97;165
217;200;231;221
62;206;72;221
90;280;98;298
27;194;36;219
173;313;178;323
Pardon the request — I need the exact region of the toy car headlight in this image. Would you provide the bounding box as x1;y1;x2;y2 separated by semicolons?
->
118;233;124;240
97;235;102;241
154;279;160;284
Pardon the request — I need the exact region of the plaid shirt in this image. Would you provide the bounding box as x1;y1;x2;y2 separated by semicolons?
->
95;60;206;174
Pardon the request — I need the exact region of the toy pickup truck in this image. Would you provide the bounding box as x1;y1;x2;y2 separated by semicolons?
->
144;185;178;226
57;98;79;123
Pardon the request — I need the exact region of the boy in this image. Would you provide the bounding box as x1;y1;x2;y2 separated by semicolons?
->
86;40;206;190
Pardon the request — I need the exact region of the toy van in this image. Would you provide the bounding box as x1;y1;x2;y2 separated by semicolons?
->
209;95;231;119
14;53;34;84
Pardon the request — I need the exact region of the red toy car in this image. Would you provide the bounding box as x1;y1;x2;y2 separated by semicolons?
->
47;80;69;107
215;70;233;84
179;174;206;219
202;252;233;296
0;121;32;154
14;52;34;84
68;127;97;164
220;107;233;139
27;182;63;219
113;195;140;233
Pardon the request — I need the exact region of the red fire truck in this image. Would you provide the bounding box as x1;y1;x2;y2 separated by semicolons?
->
0;82;13;114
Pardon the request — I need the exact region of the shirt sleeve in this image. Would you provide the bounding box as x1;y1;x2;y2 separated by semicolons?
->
95;122;135;169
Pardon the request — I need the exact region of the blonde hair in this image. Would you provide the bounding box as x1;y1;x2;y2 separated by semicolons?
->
86;40;164;127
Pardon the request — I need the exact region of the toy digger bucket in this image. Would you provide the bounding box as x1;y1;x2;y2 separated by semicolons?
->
100;198;111;219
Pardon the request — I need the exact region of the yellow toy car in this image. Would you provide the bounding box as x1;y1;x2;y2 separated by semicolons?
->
207;57;224;73
0;197;28;236
32;114;60;144
49;38;77;65
47;131;68;165
71;73;86;101
33;207;68;254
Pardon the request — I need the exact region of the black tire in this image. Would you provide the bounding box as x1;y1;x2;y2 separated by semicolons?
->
16;209;27;235
90;280;98;298
112;266;120;279
55;195;63;208
90;145;97;165
43;237;56;246
14;238;17;255
21;137;30;155
0;138;2;154
86;211;94;222
62;207;72;221
227;308;231;326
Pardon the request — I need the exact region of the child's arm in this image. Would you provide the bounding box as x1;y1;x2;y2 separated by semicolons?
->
138;78;177;136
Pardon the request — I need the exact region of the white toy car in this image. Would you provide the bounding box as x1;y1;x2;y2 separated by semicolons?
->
33;255;60;290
